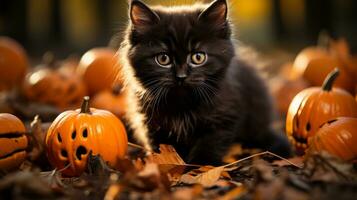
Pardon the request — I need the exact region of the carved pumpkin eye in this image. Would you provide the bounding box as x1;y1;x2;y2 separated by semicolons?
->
155;53;171;68
190;52;207;66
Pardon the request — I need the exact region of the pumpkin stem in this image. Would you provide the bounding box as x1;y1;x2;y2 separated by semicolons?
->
80;96;91;114
317;30;331;50
43;51;56;67
322;68;340;91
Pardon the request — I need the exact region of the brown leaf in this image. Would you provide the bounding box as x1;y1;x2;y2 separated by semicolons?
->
86;153;116;176
146;144;188;184
125;162;170;192
147;144;186;166
272;156;304;168
27;115;46;161
180;166;225;187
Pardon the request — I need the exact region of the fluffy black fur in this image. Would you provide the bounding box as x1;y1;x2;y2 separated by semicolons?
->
119;0;290;165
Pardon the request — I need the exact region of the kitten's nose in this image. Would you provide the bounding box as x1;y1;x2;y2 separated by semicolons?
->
175;67;188;83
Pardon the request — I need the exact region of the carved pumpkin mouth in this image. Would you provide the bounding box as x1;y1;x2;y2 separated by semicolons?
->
290;133;308;151
292;134;308;144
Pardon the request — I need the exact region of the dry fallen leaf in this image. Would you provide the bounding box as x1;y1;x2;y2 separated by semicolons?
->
122;162;171;192
180;166;225;188
27;115;46;161
147;144;186;166
272;157;304;168
146;144;189;184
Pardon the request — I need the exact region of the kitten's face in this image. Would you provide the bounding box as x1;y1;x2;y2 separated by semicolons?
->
126;0;234;108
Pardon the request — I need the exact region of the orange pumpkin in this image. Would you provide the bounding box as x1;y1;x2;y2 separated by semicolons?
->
23;67;87;110
77;48;119;95
57;55;80;76
345;55;357;83
292;47;355;93
92;84;127;118
329;38;350;59
308;117;357;161
291;34;355;93
286;68;357;155
0;37;28;91
45;96;128;177
0;113;28;171
271;64;310;116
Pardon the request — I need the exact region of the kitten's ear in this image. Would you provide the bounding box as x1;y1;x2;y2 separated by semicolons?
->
130;0;160;27
198;0;228;25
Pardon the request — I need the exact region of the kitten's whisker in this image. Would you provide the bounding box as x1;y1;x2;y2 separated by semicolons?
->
203;83;218;97
142;79;161;88
142;84;162;117
197;87;210;105
144;83;168;123
200;84;216;106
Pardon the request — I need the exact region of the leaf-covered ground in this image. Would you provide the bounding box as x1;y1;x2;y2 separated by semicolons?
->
1;115;357;200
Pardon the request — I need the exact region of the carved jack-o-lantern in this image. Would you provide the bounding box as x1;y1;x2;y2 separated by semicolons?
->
286;68;357;155
45;97;128;177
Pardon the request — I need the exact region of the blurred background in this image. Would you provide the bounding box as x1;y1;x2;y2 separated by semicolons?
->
1;0;357;60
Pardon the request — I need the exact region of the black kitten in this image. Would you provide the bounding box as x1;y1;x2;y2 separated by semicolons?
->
119;0;290;165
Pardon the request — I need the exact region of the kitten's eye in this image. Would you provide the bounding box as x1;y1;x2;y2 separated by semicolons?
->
191;52;207;66
155;53;171;68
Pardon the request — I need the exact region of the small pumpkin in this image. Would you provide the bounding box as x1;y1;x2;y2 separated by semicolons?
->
286;68;357;155
308;117;357;161
0;37;28;92
0;113;28;171
271;63;310;116
345;55;357;83
57;55;80;76
45;96;128;177
23;65;87;110
291;35;355;93
77;48;119;95
329;38;350;60
92;84;127;118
